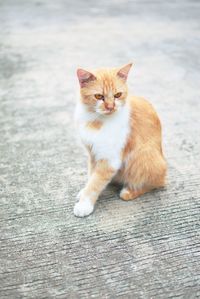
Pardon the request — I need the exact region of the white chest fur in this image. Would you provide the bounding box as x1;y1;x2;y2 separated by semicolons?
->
75;103;130;170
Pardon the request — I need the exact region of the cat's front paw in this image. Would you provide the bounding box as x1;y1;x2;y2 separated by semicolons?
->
74;197;94;217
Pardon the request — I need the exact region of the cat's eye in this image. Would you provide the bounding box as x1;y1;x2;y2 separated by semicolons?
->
95;94;104;100
114;92;122;98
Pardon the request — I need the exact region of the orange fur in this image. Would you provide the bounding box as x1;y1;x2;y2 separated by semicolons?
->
114;96;167;197
86;120;103;130
76;64;167;215
120;186;151;201
78;67;129;115
80;160;116;204
84;95;167;200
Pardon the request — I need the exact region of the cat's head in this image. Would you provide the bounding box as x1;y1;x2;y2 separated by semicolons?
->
77;64;132;115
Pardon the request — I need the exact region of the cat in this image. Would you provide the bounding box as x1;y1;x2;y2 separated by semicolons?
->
74;63;167;217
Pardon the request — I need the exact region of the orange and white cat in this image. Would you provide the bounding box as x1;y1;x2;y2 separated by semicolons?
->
74;63;167;217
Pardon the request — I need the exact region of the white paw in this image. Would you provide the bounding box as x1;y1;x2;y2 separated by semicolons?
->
74;197;94;217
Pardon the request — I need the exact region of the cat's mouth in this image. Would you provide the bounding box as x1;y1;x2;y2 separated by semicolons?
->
98;109;116;115
105;110;115;114
95;105;118;116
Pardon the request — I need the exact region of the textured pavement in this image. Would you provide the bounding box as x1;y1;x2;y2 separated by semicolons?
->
0;0;200;298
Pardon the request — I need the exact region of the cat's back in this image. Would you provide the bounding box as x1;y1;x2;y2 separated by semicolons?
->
129;96;160;121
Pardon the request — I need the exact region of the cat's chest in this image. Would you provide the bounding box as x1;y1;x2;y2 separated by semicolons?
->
78;107;130;168
80;119;126;147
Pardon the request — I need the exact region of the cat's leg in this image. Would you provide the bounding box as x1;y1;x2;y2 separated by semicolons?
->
85;146;96;178
76;153;95;202
120;148;167;201
88;153;95;177
74;160;117;217
120;186;151;201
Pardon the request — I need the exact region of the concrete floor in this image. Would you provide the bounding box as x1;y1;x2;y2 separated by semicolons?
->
0;0;200;298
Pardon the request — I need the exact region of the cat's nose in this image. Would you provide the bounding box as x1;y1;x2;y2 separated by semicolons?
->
105;102;115;111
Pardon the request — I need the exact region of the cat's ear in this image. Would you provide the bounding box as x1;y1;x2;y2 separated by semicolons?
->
77;68;96;87
117;63;133;81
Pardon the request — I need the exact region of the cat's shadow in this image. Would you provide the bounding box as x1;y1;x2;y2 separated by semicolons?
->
98;182;122;201
98;182;167;203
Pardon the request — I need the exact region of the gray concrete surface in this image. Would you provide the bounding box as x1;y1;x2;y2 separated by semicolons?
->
0;0;200;298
